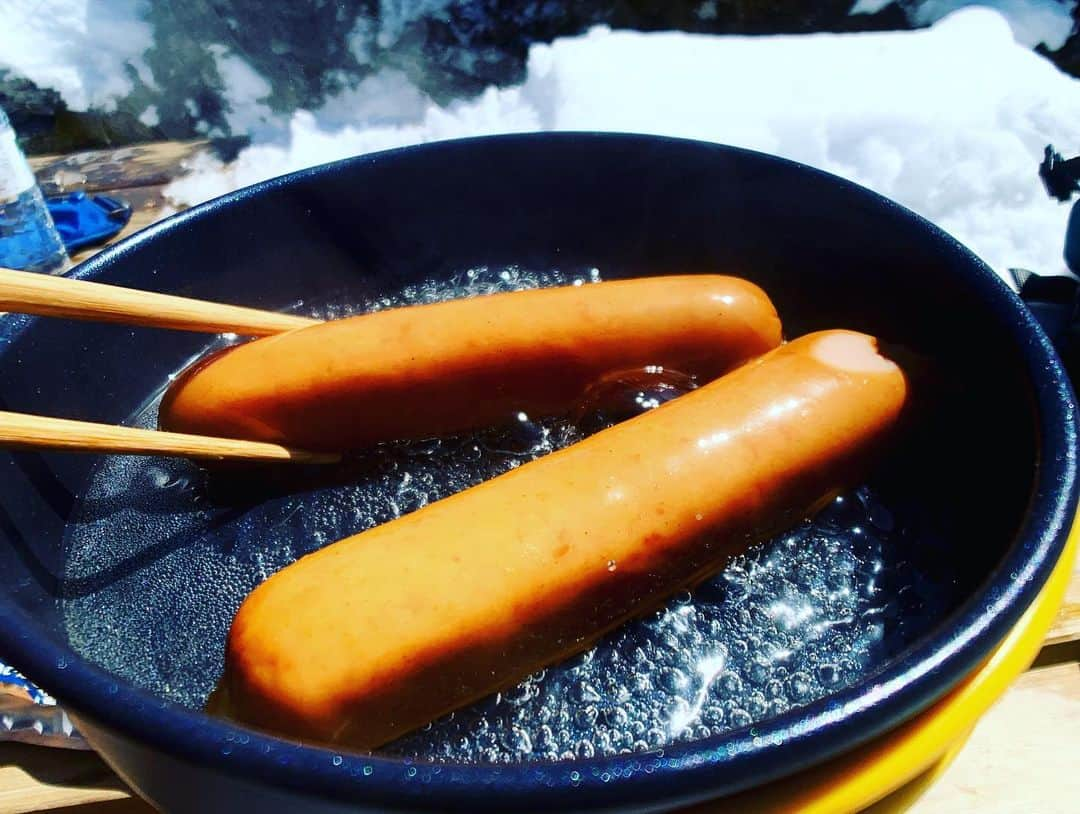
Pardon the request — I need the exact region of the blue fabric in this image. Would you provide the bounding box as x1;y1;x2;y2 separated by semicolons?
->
46;191;132;251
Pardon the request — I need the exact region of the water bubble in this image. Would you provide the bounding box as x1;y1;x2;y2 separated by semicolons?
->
572;682;601;704
573;367;696;436
502;681;534;706
501;726;532;755
747;656;771;685
574;705;599;729
817;664;840;686
716;671;743;697
729;708;752;728
480;412;549;456
601;706;629;728
631;671;654;693
659;667;688;694
787;672;813;702
745;692;769;718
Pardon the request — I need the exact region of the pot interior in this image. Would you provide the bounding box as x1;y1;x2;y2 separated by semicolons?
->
0;136;1059;776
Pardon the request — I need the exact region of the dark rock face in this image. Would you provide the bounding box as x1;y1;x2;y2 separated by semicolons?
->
139;0;375;136
0;70;64;145
0;70;157;155
1037;1;1080;76
3;1;1077;155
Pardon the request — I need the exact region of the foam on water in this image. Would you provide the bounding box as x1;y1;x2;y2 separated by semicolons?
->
61;265;950;763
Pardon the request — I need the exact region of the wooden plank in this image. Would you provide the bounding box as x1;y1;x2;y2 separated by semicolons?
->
44;801;151;814
24;142;205;266
27;142;209;195
0;745;132;813
910;660;1080;813
1045;547;1080;646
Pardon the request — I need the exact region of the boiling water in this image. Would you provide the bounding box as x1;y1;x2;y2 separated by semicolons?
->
62;266;950;763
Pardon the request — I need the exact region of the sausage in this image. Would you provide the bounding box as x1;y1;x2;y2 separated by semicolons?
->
217;330;907;748
159;276;781;451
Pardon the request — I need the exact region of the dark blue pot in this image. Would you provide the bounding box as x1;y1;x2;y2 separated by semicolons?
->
0;134;1074;812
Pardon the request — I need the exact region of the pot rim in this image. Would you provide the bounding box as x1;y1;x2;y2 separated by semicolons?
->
0;133;1075;812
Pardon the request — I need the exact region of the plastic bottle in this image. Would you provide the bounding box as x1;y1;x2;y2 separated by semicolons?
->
0;106;68;273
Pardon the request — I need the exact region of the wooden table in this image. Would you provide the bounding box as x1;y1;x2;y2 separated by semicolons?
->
1;143;1077;813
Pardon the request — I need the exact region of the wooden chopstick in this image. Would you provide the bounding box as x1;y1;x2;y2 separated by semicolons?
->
0;270;333;462
0;266;321;335
0;410;340;464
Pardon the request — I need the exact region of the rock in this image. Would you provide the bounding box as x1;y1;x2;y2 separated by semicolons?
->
4;1;1077;155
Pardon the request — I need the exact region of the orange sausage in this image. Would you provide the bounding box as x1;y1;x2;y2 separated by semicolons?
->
219;330;907;748
159;276;781;451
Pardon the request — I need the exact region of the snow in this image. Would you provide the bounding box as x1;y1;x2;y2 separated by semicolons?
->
374;0;454;51
166;8;1080;278
900;1;1077;49
206;45;274;136
138;105;159;128
0;0;154;111
0;1;1075;276
847;1;1077;51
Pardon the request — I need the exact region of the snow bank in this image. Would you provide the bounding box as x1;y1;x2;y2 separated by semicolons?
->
0;0;154;111
206;45;274;136
852;0;1077;50
167;8;1080;277
914;1;1074;50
